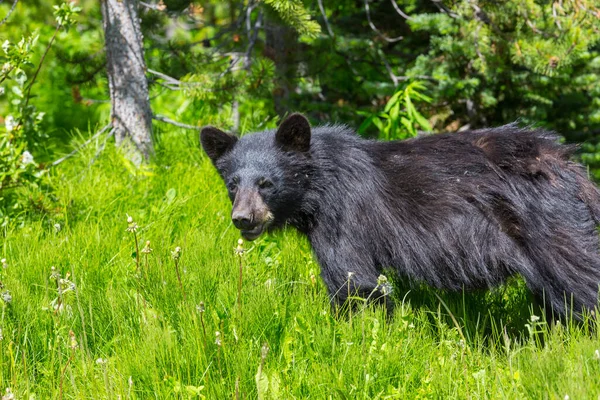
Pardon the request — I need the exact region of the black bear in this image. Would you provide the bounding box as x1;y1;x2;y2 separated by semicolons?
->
201;113;600;317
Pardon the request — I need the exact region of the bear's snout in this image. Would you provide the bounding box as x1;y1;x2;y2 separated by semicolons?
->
232;210;255;230
231;188;272;240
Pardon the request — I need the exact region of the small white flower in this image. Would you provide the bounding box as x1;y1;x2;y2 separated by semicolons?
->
141;240;152;254
54;223;61;232
2;387;15;400
564;395;569;400
96;358;107;365
1;291;12;304
0;259;6;269
530;315;540;323
347;271;355;280
5;115;15;132
50;266;60;280
380;282;393;296
0;328;3;341
21;150;35;165
126;215;138;232
171;247;181;260
594;349;600;360
234;239;245;256
215;331;222;346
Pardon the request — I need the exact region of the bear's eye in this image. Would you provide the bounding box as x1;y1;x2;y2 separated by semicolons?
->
257;178;273;189
228;177;239;192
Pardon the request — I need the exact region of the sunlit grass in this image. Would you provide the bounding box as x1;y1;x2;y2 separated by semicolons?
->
0;129;599;399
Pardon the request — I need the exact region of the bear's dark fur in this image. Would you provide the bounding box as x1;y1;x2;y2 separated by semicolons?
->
201;114;600;316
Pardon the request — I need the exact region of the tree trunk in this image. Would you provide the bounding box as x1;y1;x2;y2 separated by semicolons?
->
264;19;299;117
101;0;153;163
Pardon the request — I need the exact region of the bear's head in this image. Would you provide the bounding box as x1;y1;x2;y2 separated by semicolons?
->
201;113;313;241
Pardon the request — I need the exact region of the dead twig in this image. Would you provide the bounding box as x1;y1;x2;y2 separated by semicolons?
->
51;123;112;167
153;114;200;130
364;0;403;42
0;0;18;26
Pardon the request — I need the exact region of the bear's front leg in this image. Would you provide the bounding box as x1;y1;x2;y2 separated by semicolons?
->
309;239;392;311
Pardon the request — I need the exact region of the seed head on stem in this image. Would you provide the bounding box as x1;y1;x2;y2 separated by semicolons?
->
171;246;186;299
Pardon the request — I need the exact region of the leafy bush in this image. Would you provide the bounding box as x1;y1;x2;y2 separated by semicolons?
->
0;2;80;225
359;81;432;140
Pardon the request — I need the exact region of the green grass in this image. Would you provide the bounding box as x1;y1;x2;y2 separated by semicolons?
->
1;129;600;399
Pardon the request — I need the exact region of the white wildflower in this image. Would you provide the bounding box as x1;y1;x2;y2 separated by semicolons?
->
141;240;152;254
171;246;181;260
126;215;138;232
5;115;15;132
21;150;35;165
1;291;11;304
2;387;15;400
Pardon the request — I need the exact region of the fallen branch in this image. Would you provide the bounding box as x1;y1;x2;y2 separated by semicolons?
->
51;123;112;167
153;114;200;130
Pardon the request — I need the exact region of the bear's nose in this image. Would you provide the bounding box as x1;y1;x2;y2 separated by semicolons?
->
232;211;255;230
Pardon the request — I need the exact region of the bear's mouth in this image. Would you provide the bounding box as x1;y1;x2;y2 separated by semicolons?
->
240;224;265;241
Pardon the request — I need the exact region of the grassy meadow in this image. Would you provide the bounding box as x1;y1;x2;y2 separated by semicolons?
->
1;129;600;399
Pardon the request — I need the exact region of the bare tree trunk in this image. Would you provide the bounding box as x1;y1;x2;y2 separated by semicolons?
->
264;19;299;117
101;0;153;164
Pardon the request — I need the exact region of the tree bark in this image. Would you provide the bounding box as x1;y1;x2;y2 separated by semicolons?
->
264;18;299;117
101;0;153;163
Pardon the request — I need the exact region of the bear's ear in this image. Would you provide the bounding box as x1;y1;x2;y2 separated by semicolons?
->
200;126;238;164
275;113;311;152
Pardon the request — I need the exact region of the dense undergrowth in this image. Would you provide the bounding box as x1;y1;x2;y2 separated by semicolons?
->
1;129;600;399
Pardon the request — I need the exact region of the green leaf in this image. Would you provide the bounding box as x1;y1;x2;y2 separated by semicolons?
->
358;115;375;134
371;116;384;132
165;188;176;204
